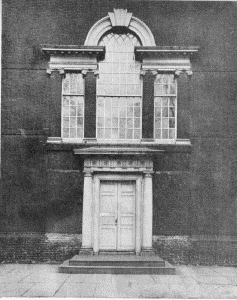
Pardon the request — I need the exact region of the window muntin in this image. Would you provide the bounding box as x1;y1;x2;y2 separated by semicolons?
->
62;73;84;139
154;74;177;140
97;29;142;140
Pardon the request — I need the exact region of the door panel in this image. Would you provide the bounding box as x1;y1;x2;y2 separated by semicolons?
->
99;182;117;250
117;181;135;250
99;180;135;251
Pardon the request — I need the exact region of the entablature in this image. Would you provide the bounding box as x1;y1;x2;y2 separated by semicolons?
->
41;45;105;74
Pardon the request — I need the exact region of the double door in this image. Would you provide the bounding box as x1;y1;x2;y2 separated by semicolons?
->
99;181;136;251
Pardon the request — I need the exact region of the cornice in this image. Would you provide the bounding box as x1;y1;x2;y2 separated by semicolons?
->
41;45;105;59
135;46;199;59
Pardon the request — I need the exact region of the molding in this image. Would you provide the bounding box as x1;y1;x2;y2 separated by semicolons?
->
83;158;154;173
41;45;105;57
85;9;156;46
74;147;163;156
138;46;199;73
135;46;199;57
41;45;105;74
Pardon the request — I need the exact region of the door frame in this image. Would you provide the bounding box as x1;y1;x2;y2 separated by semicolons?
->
93;173;143;255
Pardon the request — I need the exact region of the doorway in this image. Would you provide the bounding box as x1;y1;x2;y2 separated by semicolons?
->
99;181;136;251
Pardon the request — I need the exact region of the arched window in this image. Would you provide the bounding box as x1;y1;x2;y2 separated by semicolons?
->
96;28;142;140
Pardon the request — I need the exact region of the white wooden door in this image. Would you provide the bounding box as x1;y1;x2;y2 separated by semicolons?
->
99;181;135;250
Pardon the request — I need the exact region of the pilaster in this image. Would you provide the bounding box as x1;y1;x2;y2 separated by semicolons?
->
79;171;94;255
141;172;156;256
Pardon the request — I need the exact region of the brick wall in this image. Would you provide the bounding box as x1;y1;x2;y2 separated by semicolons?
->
1;233;237;266
0;233;81;263
154;236;237;266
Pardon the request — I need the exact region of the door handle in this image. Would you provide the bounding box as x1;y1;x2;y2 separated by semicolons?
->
115;218;117;225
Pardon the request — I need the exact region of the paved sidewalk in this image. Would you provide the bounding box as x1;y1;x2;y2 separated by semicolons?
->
0;264;237;298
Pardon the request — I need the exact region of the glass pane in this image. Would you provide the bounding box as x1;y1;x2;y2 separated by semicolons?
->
105;118;111;127
162;118;169;129
112;128;118;139
77;117;83;127
97;117;104;127
97;128;104;139
155;97;162;106
120;108;126;118
134;107;140;117
134;118;140;128
155;107;161;118
120;118;126;128
70;74;78;94
127;129;133;139
162;129;168;139
169;118;175;128
163;84;169;94
70;128;76;138
63;128;69;138
155;129;161;139
62;75;70;93
155;118;161;128
77;106;83;117
162;98;169;106
170;84;176;95
70;106;76;116
169;98;176;106
127;118;133;128
105;129;111;139
62;107;69;117
162;107;168;117
154;84;163;95
169;129;175;139
134;129;140;139
77;128;83;138
63;117;69;127
169;107;175;117
70;117;76;127
127;107;133;117
112;117;118;127
119;128;125;139
63;96;69;106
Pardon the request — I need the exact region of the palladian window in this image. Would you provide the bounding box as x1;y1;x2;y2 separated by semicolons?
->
96;29;142;141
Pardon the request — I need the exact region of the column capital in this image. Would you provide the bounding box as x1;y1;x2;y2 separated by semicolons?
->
174;69;193;77
83;170;93;177
82;69;99;78
144;172;153;178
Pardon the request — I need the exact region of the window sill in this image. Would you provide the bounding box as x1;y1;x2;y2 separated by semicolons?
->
46;137;192;152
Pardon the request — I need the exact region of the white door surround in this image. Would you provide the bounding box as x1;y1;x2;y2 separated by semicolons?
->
75;147;160;256
95;175;140;254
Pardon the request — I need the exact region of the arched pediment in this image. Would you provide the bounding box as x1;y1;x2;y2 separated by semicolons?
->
84;9;156;47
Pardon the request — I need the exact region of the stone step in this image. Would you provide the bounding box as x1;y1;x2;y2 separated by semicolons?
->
59;260;175;275
59;255;175;275
69;255;165;267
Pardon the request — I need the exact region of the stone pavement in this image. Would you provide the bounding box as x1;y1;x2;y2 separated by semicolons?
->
0;264;237;298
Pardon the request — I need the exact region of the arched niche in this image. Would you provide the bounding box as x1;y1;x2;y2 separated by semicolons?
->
84;9;156;47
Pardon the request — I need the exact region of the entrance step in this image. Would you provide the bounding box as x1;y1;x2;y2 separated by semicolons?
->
58;255;176;275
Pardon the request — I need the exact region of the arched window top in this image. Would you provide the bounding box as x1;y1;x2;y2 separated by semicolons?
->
85;9;156;47
98;28;142;49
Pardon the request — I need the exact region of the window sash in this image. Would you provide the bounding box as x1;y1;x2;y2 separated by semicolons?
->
96;96;142;140
61;73;85;139
154;74;177;141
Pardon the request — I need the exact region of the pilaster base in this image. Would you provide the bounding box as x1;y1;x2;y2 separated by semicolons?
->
141;248;156;256
79;247;94;256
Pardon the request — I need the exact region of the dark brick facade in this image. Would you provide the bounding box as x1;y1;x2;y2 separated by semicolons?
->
2;0;237;265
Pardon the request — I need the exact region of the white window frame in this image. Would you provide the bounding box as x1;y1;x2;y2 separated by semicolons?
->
61;72;85;143
153;73;178;144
